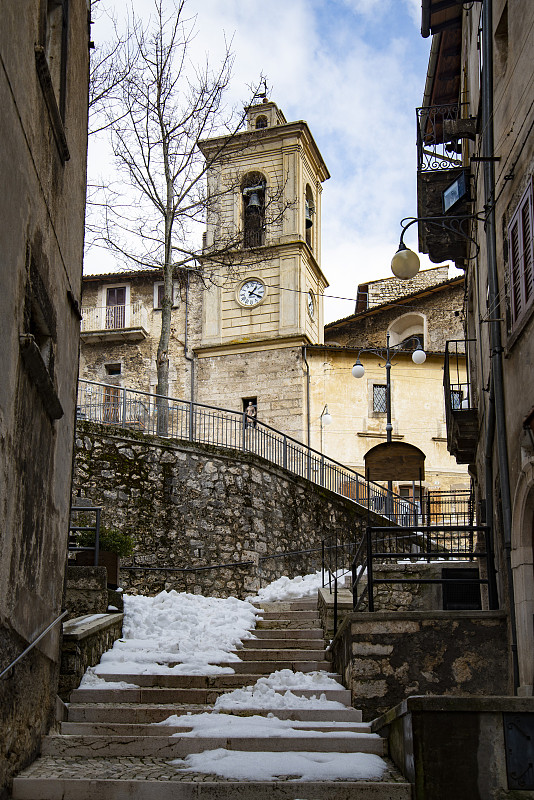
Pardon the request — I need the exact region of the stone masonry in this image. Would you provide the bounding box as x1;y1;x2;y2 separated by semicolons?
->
73;421;370;598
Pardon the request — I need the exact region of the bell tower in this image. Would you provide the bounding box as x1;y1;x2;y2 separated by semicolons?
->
197;98;330;349
194;99;330;437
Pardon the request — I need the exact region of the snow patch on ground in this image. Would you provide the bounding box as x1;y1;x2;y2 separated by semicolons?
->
92;590;259;676
79;667;139;689
247;571;325;603
172;749;388;781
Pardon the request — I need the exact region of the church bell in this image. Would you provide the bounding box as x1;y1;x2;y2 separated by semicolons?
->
246;191;262;213
305;200;313;228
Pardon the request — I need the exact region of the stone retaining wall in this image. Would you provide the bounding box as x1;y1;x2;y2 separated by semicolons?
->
59;614;123;700
73;421;371;598
331;610;510;721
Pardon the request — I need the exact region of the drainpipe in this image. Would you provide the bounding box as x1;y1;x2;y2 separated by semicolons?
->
184;271;195;404
302;345;310;447
481;0;519;691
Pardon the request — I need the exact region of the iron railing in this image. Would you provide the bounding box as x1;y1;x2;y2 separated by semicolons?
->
76;380;416;521
68;505;102;566
352;523;497;613
417;104;464;172
80;301;148;333
0;610;69;680
444;339;476;412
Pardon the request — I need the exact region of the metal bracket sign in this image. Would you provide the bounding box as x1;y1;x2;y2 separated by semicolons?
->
504;713;534;790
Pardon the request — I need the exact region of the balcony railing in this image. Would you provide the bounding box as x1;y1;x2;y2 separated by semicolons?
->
417;104;464;173
76;379;417;524
80;302;148;341
444;339;478;463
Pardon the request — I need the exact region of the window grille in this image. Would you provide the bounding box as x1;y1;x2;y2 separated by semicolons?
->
451;389;463;409
373;384;387;413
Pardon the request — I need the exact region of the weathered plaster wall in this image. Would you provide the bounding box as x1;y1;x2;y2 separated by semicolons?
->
331;610;510;721
73;421;370;598
0;1;89;794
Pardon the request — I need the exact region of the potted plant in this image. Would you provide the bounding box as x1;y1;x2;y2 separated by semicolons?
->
75;524;134;588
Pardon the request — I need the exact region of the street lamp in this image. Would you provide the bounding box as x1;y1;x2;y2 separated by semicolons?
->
391;212;489;280
352;333;426;498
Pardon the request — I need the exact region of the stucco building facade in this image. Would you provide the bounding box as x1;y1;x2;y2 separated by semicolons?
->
417;0;534;696
0;1;89;794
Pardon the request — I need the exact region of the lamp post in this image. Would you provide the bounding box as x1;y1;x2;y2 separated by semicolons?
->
352;334;426;502
320;404;332;453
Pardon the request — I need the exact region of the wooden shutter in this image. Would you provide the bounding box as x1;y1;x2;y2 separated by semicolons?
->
508;181;534;326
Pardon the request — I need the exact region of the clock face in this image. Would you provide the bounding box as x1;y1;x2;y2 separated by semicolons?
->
238;279;266;307
307;290;315;319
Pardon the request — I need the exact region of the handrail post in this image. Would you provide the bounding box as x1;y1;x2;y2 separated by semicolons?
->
366;526;374;612
122;386;127;425
242;412;247;452
94;507;101;567
333;574;338;635
321;540;325;587
188;400;194;441
283;435;287;470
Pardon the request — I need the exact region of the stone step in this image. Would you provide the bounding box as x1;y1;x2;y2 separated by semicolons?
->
42;732;386;757
256;618;322;630
221;658;332;673
257;610;321;621
60;720;373;736
88;672;343;689
237;647;329;661
68;685;352;705
253;600;318;612
251;627;324;640
12;759;412;800
67;704;363;724
242;637;325;649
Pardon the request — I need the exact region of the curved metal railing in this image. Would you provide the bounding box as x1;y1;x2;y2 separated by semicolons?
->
76;379;416;521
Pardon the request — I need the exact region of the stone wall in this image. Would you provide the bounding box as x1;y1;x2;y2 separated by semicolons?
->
59;614;123;701
331;610;510;721
73;421;370;598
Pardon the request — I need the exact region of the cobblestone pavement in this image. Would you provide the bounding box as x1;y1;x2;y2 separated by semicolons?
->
17;756;407;783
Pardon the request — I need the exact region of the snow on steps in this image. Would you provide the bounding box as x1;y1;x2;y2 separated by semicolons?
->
12;598;411;800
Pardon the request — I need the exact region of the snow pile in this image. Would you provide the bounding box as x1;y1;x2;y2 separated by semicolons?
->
247;571;325;603
172;749;388;781
214;671;347;711
91;590;259;676
157;711;377;739
79;667;139;689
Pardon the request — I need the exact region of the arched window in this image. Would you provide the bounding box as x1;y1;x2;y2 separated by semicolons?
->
255;115;268;129
305;185;315;247
388;313;426;349
242;172;266;248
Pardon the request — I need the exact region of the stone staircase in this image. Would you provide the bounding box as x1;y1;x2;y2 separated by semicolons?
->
12;598;411;799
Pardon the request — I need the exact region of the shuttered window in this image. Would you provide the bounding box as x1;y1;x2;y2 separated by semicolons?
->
508;180;534;327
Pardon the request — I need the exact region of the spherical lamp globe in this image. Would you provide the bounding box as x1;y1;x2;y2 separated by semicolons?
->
412;347;427;365
352;361;365;379
391;244;420;280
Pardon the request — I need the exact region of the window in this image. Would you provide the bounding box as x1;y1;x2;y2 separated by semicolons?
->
105;286;126;329
255;115;268;129
305;185;315;248
45;0;69;119
508;180;534;328
373;384;387;413
242;172;266;248
103;386;120;422
154;282;180;309
105;363;121;376
388;313;425;349
451;389;463;410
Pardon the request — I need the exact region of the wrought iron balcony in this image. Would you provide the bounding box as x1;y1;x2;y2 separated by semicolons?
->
80;301;148;343
416;104;475;264
444;339;478;464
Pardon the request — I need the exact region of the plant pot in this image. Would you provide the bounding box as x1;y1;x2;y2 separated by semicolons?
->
75;550;120;588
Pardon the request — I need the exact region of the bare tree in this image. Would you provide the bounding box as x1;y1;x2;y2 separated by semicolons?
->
90;0;289;414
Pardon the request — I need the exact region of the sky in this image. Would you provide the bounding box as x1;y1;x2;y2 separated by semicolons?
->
85;0;448;323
